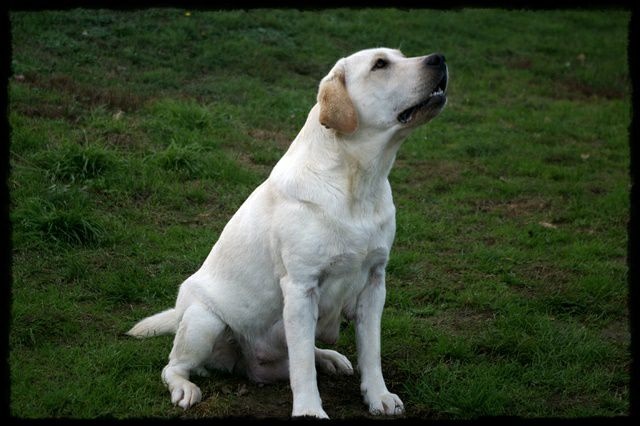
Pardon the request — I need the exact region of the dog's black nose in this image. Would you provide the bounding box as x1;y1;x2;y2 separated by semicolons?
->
425;53;446;68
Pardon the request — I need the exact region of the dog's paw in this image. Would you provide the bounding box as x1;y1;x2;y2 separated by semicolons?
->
315;348;354;375
292;406;329;419
366;391;404;416
170;381;202;410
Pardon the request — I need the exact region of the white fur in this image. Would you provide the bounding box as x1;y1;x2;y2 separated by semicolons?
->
128;47;448;418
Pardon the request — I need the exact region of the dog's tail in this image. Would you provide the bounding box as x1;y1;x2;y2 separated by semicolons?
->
126;308;178;338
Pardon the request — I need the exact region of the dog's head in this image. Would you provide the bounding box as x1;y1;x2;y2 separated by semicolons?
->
318;48;448;135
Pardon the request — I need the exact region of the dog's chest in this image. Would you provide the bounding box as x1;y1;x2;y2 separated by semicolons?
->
314;202;394;293
275;178;396;342
314;245;389;343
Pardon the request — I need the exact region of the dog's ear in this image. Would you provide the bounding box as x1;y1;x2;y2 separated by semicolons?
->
317;60;358;134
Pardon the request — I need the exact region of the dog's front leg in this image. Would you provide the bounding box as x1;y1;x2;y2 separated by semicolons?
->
281;276;328;419
356;266;404;416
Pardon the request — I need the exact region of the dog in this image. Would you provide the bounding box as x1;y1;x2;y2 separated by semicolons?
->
127;47;448;418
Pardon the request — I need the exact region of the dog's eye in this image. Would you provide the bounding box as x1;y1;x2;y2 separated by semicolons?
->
372;58;389;70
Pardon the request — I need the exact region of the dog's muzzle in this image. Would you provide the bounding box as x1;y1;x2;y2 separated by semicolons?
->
397;54;448;125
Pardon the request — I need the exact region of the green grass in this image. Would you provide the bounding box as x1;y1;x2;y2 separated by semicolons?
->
9;8;630;419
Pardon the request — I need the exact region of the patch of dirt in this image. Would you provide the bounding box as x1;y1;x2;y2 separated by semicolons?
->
13;102;76;121
225;149;272;177
423;307;496;335
518;262;572;287
187;378;292;419
228;128;294;173
394;159;463;195
551;78;627;101
247;128;294;150
183;364;412;419
473;197;551;218
103;131;146;150
506;262;573;302
13;72;147;118
506;58;533;70
600;319;630;346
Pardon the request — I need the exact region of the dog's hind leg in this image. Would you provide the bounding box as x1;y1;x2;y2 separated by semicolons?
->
161;303;226;410
315;347;354;375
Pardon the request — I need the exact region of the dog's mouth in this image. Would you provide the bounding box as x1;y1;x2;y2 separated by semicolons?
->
397;72;448;125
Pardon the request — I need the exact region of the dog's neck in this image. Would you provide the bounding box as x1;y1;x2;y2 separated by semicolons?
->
270;104;408;213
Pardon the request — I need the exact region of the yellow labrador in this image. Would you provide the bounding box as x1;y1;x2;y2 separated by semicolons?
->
128;47;448;418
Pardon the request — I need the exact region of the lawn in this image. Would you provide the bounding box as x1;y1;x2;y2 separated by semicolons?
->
9;8;630;419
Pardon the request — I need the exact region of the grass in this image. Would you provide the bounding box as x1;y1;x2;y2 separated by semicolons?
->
9;8;630;419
